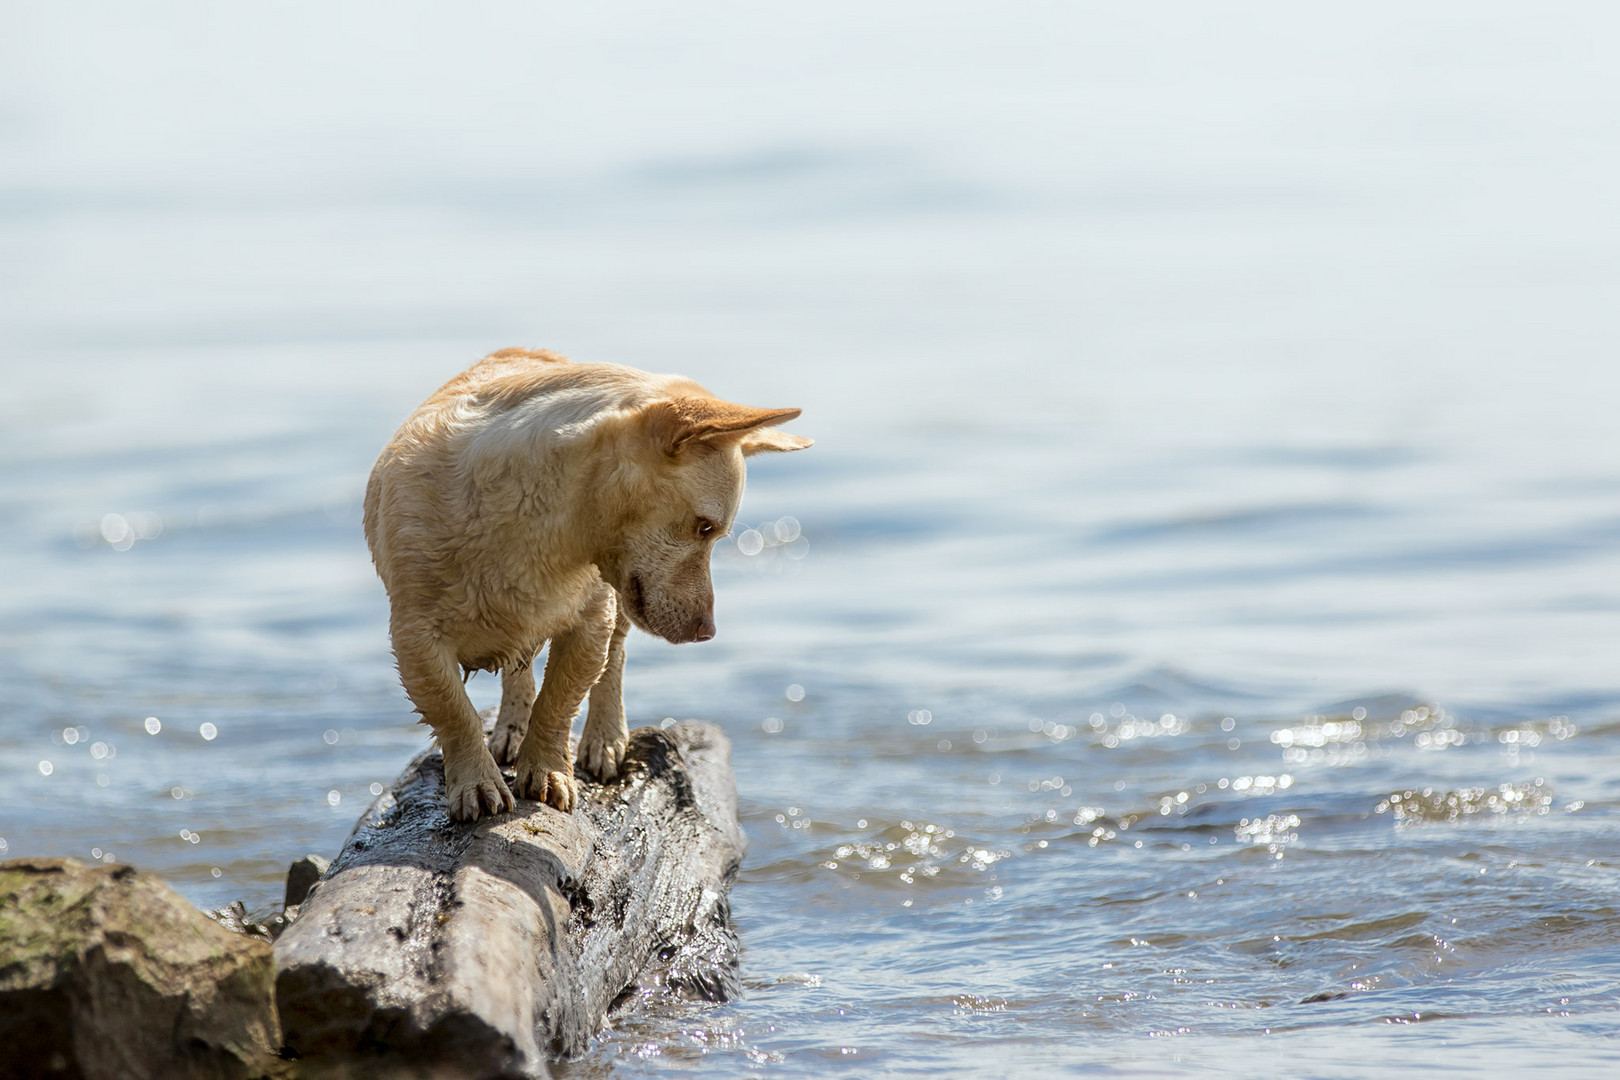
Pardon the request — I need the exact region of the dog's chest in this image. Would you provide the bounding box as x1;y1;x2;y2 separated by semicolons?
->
451;560;602;670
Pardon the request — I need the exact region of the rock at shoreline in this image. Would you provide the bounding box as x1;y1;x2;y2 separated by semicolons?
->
0;857;284;1080
282;855;329;910
0;721;746;1079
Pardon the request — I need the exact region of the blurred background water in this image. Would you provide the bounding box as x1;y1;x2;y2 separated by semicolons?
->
4;2;1620;1075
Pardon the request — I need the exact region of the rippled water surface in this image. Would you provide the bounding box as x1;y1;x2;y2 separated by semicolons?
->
5;3;1620;1075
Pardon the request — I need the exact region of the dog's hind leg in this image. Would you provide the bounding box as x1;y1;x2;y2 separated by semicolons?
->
393;626;515;821
577;602;630;782
512;584;615;813
489;658;536;765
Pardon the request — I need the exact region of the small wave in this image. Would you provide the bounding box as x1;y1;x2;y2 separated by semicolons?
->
1375;782;1559;825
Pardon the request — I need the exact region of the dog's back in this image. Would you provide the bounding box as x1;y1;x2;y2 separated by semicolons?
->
363;349;700;590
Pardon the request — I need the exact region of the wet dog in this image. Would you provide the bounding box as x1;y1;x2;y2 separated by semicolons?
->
363;349;811;820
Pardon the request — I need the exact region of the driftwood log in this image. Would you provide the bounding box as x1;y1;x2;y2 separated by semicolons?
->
273;720;745;1079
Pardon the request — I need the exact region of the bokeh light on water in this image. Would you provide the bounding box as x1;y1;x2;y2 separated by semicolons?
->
5;2;1620;1076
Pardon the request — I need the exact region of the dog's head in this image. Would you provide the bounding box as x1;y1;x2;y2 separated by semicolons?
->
598;396;811;644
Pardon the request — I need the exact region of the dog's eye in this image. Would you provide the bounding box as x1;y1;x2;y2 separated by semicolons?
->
696;518;717;538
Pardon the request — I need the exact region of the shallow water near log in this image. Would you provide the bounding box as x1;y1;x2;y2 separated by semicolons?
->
6;4;1620;1076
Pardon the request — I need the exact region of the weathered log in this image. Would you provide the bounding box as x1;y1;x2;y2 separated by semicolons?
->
273;721;745;1079
0;858;284;1080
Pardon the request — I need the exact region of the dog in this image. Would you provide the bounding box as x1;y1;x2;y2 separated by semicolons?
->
363;348;811;821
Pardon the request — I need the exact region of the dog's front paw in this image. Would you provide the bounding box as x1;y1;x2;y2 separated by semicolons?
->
488;718;527;765
513;762;578;813
444;751;515;821
576;729;629;783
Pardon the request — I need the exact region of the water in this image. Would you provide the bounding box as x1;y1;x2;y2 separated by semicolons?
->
5;2;1620;1074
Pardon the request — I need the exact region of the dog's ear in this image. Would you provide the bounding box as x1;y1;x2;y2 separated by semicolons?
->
738;426;814;456
641;398;808;457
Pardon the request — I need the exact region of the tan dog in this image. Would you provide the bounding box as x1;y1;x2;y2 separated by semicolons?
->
363;349;811;820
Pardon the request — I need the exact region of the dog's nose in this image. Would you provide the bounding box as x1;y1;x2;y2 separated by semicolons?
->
693;615;716;642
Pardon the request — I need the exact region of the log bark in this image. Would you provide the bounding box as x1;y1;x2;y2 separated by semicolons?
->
273;721;745;1079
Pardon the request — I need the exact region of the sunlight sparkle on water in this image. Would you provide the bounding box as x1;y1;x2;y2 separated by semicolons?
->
93;511;162;551
731;517;807;560
1377;781;1560;824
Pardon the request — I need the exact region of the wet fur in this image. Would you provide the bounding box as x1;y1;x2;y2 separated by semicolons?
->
363;349;810;820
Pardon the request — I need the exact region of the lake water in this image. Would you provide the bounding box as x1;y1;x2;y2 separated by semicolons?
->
5;3;1620;1075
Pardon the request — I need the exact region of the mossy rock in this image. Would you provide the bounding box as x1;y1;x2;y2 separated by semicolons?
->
0;858;285;1080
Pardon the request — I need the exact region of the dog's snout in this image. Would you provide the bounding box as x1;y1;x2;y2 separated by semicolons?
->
693;614;716;642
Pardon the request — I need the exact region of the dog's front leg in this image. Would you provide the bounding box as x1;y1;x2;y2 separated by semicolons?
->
489;659;536;765
512;587;615;812
394;629;515;821
577;604;630;782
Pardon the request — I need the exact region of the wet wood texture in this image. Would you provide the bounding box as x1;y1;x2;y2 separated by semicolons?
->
273;721;744;1080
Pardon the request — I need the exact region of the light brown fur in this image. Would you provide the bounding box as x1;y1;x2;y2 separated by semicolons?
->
363;349;811;820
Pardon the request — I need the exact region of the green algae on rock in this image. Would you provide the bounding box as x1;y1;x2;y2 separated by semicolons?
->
0;857;285;1080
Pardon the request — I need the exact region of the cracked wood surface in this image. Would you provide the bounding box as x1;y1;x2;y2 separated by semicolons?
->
273;721;744;1079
